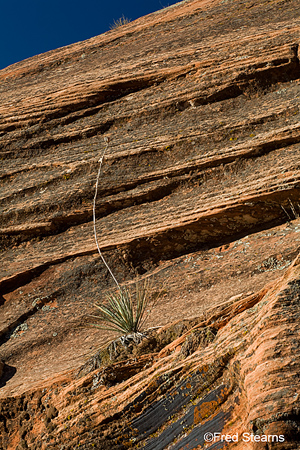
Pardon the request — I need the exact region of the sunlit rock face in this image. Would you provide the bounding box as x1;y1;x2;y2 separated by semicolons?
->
1;0;300;448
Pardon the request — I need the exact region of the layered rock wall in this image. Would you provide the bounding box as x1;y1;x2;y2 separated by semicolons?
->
1;0;300;448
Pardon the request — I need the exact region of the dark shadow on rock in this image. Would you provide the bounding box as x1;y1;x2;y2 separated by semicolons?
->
0;363;17;388
0;294;5;306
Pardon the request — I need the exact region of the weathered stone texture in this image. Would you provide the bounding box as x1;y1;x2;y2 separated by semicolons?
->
1;0;300;448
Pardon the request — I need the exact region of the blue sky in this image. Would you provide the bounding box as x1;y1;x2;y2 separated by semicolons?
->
0;0;179;70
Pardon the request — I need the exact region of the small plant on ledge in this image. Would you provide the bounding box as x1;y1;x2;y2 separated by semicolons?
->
110;15;131;30
90;277;161;345
89;137;163;350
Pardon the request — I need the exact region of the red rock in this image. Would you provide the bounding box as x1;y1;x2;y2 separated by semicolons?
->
1;0;300;448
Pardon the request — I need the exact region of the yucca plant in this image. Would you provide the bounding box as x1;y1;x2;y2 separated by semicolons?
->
90;137;162;343
90;278;161;337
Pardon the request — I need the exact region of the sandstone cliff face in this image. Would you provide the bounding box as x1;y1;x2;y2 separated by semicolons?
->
1;0;300;448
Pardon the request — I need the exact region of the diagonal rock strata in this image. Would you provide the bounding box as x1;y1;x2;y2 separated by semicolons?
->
1;0;300;448
1;253;300;449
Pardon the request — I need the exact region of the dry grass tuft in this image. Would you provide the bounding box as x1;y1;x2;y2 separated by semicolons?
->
110;15;131;30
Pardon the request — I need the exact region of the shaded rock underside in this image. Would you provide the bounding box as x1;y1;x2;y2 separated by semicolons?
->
1;0;300;448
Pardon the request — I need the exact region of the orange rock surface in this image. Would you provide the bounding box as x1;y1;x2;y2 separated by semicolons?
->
1;0;300;448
